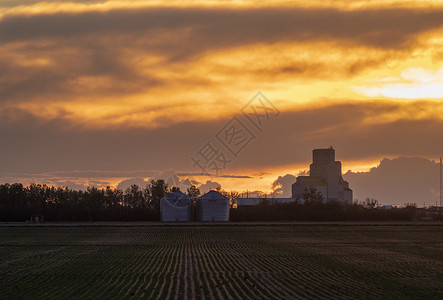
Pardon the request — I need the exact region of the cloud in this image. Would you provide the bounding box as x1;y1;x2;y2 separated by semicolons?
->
54;180;89;191
240;190;266;198
297;170;310;176
198;180;222;194
354;67;443;99
116;177;148;191
2;7;443;50
1;4;443;195
156;169;205;192
344;157;441;206
1;100;443;178
231;100;443;170
115;170;204;192
266;157;442;206
1;6;443;129
177;173;251;179
271;174;296;197
0;172;114;191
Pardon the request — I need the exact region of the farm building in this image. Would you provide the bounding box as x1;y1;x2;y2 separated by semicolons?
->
237;198;301;206
30;214;44;223
237;148;353;207
292;147;353;205
198;190;230;221
160;191;193;222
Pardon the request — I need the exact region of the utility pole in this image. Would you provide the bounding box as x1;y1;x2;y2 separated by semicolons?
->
440;157;442;207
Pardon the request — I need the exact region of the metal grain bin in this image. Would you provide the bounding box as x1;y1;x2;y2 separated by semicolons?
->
198;190;229;221
161;191;193;222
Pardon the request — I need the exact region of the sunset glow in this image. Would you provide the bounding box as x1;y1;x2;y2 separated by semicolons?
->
1;0;443;204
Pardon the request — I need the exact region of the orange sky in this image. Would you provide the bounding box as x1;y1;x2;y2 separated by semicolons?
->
1;1;443;202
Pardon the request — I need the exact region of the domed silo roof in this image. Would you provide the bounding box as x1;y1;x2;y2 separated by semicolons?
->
163;191;192;206
199;190;229;200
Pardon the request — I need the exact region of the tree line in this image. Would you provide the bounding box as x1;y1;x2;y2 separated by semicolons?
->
232;187;441;222
231;200;424;222
0;180;172;221
0;182;440;222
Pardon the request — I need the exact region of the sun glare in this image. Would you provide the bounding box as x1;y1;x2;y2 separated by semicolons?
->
354;67;443;99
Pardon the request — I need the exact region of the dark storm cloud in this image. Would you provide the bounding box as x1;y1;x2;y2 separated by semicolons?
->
223;100;443;170
2;6;442;105
271;157;441;206
2;7;443;50
0;41;160;103
1;100;442;177
344;157;441;205
271;174;296;197
177;173;251;179
0;0;106;8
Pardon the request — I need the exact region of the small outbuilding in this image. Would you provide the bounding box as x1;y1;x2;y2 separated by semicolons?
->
30;214;44;223
198;190;229;221
160;191;193;222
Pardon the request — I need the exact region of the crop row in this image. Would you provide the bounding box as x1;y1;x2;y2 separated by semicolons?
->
0;225;442;299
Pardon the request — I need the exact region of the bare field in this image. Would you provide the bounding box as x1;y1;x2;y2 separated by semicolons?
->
1;224;442;299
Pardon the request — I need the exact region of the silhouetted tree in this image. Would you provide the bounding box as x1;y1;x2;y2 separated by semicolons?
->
302;186;323;204
186;185;200;201
125;185;145;208
363;197;379;209
105;186;122;207
220;190;240;208
0;181;424;222
9;183;25;209
146;179;168;213
27;183;46;211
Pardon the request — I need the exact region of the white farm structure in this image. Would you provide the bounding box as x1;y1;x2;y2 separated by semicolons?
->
160;191;193;222
237;148;353;208
198;190;230;222
292;147;353;205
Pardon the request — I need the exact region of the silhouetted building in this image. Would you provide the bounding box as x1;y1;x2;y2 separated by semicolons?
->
292;147;353;204
237;197;300;206
198;190;229;221
160;191;193;221
30;214;44;223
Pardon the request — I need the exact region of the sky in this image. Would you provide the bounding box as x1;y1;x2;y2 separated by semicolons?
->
1;0;443;205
